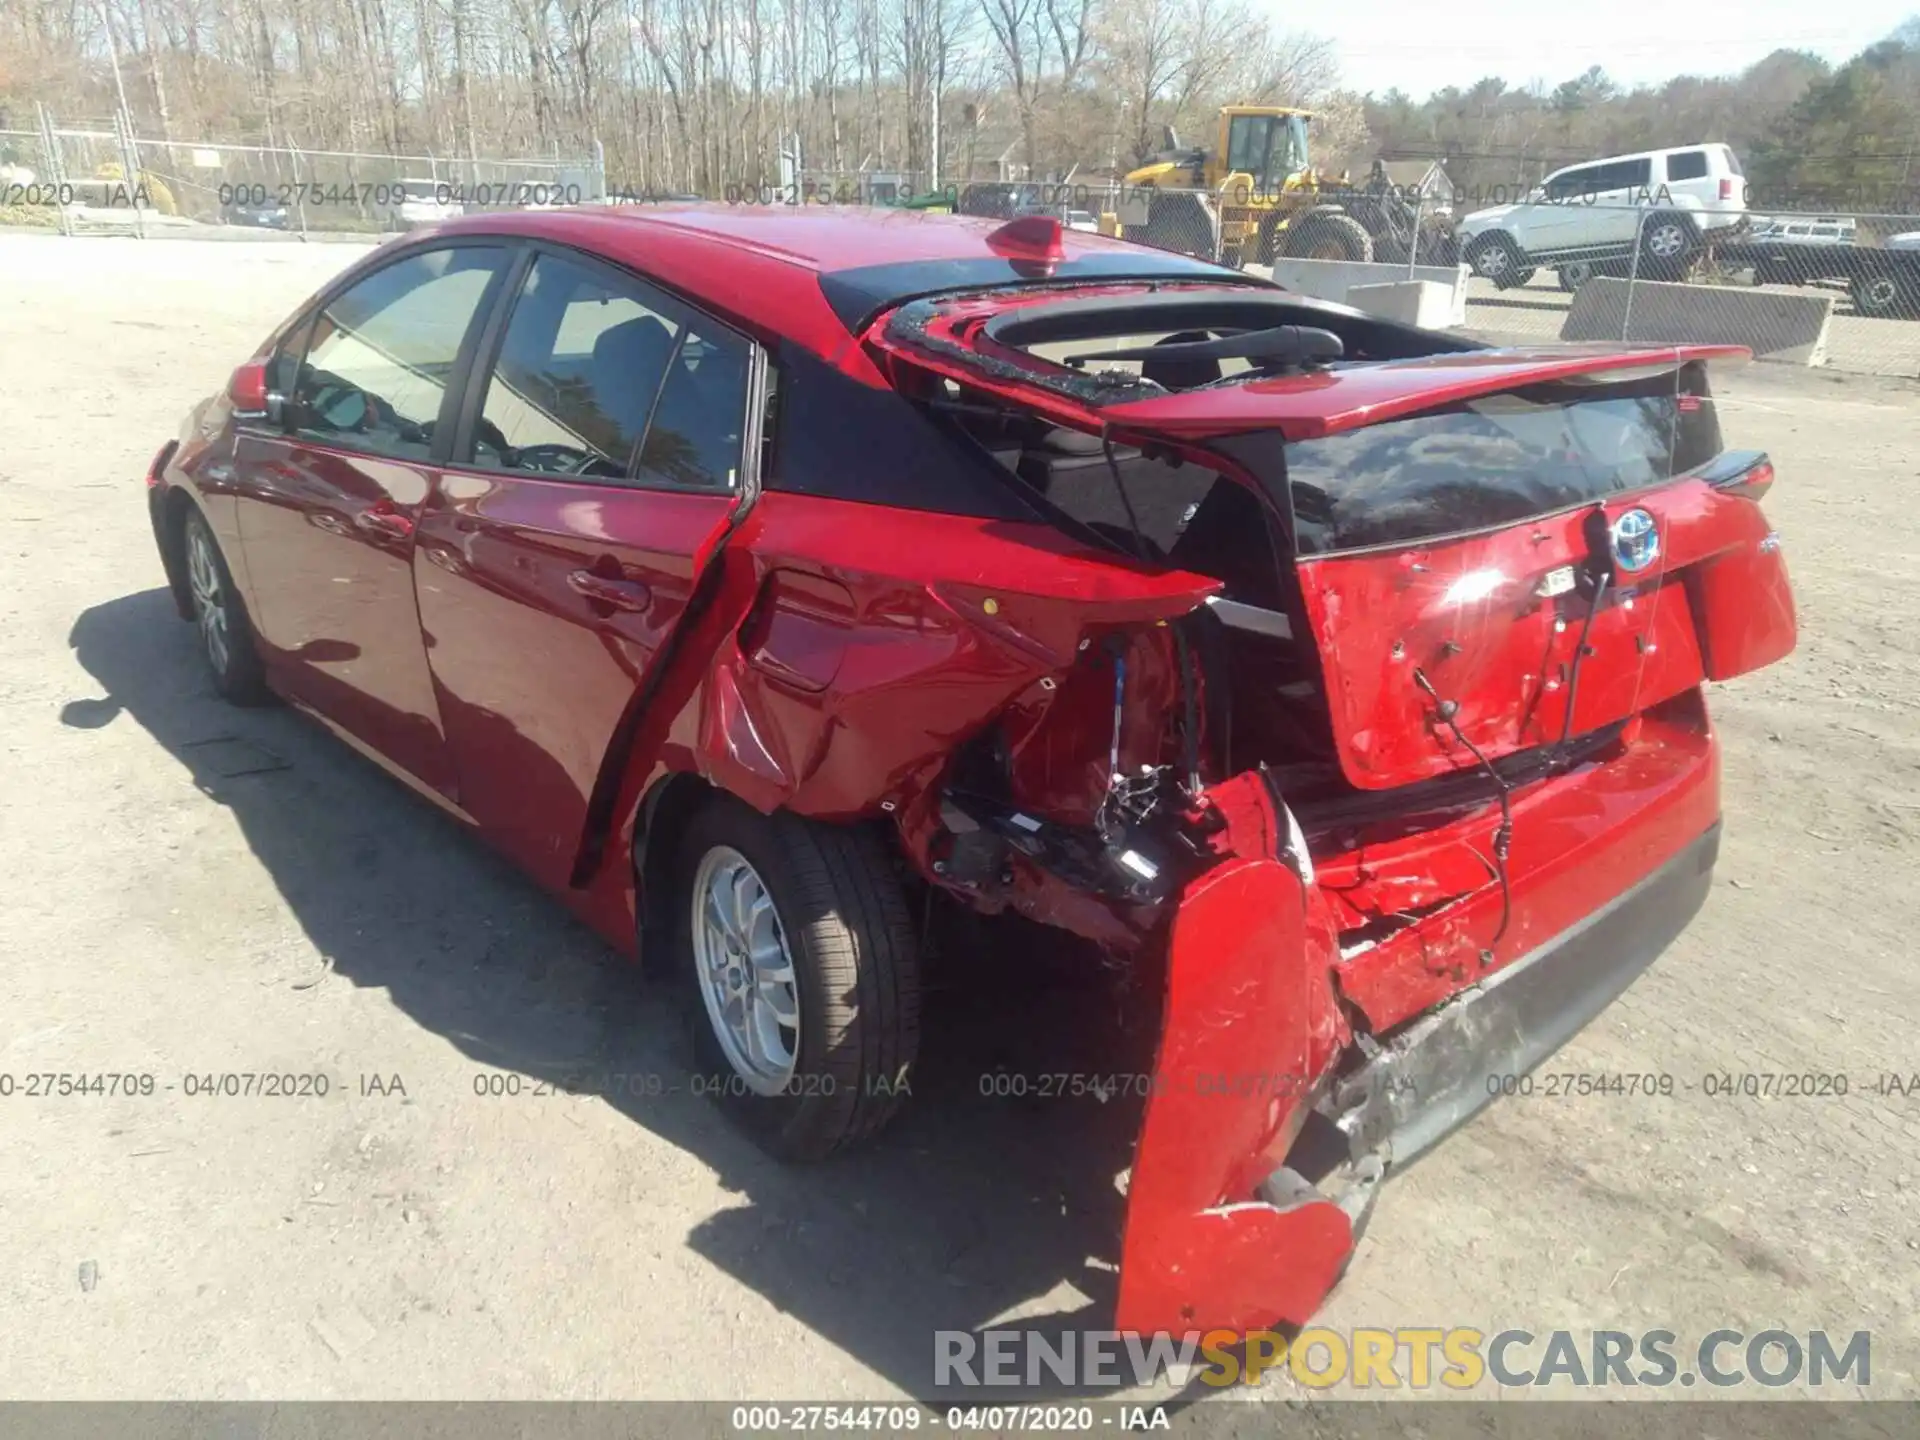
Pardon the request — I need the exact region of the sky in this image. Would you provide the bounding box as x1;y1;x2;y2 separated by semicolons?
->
1306;1;1919;99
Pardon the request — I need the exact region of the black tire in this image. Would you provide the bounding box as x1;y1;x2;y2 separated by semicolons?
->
1282;210;1373;263
1465;231;1529;288
1850;269;1919;319
1138;190;1217;260
1255;214;1284;265
180;506;270;704
675;796;920;1161
1638;212;1698;279
1556;259;1597;292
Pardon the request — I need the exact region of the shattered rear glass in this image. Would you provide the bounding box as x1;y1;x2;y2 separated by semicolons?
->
1279;367;1723;555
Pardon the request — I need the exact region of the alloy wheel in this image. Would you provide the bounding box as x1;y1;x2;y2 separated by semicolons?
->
186;522;231;677
692;846;801;1095
1648;223;1687;259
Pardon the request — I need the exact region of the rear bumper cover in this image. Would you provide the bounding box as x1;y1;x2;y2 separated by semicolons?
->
1325;819;1718;1174
1114;808;1720;1336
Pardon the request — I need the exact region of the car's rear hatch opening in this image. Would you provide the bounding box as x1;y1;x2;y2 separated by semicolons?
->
869;284;1783;805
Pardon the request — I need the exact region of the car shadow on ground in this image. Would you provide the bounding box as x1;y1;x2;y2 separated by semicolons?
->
68;587;1172;1401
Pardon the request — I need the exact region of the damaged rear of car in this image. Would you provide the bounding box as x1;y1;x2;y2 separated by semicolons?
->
634;225;1797;1336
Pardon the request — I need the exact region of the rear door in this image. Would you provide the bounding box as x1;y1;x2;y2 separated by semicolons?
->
413;246;760;889
233;241;510;795
1591;156;1655;251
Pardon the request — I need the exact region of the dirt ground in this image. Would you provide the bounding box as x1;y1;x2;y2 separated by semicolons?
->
1;231;1917;1403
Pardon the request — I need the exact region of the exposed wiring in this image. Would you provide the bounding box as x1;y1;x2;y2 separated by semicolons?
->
1097;637;1165;840
1559;506;1616;760
1412;666;1514;962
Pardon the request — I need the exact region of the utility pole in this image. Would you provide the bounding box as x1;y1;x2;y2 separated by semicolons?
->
100;0;134;124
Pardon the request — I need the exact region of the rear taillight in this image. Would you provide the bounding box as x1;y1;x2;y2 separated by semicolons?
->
1719;178;1733;201
145;440;176;489
1729;458;1774;499
1701;448;1773;500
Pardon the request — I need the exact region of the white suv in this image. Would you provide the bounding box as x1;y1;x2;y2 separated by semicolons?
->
1457;144;1748;288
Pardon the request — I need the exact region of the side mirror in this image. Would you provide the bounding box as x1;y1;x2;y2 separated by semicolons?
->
227;359;286;425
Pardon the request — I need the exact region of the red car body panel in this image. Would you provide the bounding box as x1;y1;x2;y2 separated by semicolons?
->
229;434;458;795
145;206;1798;1343
1296;473;1796;791
412;472;739;889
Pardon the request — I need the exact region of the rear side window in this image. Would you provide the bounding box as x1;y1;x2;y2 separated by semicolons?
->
1592;158;1653;192
634;322;750;492
468;251;751;492
765;346;1042;521
1251;369;1724;556
474;252;680;479
289;246;505;460
1665;150;1709;182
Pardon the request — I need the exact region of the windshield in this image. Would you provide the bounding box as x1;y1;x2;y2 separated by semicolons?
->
1225;115;1309;186
1268;368;1723;555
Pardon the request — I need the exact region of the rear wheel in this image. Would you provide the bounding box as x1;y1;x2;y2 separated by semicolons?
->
676;797;920;1161
1639;212;1697;279
1282;210;1373;263
182;507;269;704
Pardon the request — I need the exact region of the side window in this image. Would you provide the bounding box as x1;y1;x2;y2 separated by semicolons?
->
1665;150;1709;182
1544;166;1599;202
472;252;681;479
635;321;750;492
1225;116;1267;177
289;246;504;459
1610;158;1654;190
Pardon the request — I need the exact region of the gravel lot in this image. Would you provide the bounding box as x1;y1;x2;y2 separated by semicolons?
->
2;231;1917;1403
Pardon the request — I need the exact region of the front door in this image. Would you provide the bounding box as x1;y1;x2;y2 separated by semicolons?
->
413;248;759;890
232;244;509;796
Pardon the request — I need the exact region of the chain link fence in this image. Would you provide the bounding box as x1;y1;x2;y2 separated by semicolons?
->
1449;203;1920;379
8;113;1917;380
1;104;602;241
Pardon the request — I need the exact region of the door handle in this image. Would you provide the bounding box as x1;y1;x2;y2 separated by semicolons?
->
568;569;652;613
355;503;414;540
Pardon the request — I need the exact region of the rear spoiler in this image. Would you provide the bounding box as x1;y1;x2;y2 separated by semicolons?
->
1103;344;1752;441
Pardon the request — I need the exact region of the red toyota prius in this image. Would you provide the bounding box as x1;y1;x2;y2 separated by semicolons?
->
145;204;1795;1334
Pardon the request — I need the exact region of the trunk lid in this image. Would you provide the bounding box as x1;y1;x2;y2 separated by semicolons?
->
1176;352;1759;790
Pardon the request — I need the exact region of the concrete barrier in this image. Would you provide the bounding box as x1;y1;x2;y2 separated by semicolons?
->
1345;280;1459;329
1560;277;1835;366
1255;257;1471;327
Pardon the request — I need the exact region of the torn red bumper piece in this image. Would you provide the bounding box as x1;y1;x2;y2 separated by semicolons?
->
1115;731;1724;1336
1115;855;1356;1333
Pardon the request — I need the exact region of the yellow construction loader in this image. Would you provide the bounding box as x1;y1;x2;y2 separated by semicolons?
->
1120;106;1429;268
